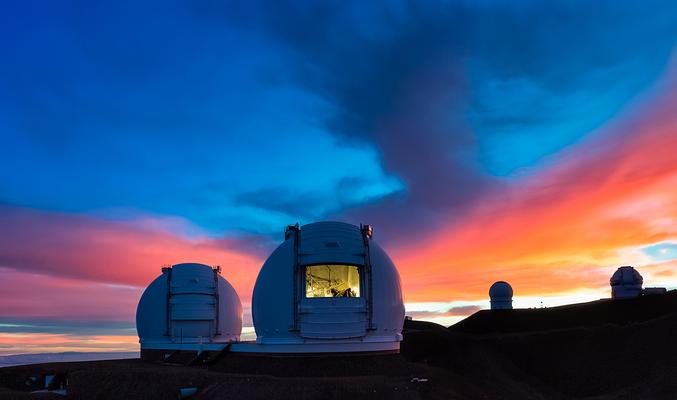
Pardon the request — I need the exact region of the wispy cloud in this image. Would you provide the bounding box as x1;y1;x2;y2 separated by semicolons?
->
0;333;138;356
0;206;263;295
228;1;677;244
392;63;677;301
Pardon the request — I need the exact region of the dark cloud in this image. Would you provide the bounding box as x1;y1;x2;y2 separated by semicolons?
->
2;0;676;246
221;0;677;244
229;1;491;241
233;176;403;224
0;1;401;237
234;187;329;220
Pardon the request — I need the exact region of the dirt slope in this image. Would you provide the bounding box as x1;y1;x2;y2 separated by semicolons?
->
1;292;675;399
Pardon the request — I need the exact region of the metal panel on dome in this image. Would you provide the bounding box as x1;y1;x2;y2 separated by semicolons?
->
299;299;368;339
299;264;368;339
170;295;216;320
293;223;371;338
298;222;365;266
166;266;219;339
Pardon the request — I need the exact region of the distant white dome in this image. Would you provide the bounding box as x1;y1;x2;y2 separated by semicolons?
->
251;221;405;353
489;281;513;310
136;263;242;349
610;266;643;299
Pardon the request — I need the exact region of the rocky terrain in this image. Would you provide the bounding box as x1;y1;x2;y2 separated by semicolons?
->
1;291;675;399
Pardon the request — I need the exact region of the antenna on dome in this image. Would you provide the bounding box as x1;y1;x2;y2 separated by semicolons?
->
284;223;300;240
360;224;373;240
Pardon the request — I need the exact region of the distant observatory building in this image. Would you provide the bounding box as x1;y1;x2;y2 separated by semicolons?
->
610;266;644;299
247;221;405;353
489;281;513;310
136;263;242;358
610;265;667;299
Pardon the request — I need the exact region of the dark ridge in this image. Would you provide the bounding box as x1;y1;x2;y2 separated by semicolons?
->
2;292;677;399
401;290;677;398
0;357;444;400
485;311;677;398
402;318;449;333
450;289;677;334
208;353;428;378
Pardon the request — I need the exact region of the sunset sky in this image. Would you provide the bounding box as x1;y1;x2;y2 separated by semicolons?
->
1;1;676;355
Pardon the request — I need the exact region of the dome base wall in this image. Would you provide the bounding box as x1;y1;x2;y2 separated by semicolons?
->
230;339;400;354
141;336;401;356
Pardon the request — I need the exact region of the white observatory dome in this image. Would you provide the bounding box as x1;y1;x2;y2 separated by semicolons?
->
489;281;513;310
136;263;242;355
610;266;643;299
249;221;405;353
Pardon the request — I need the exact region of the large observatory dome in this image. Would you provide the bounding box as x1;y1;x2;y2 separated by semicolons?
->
610;266;643;299
136;263;242;355
489;281;513;310
250;221;405;353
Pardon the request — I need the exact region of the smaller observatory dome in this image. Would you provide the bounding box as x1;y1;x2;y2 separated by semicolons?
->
489;281;513;310
610;266;643;299
136;263;242;355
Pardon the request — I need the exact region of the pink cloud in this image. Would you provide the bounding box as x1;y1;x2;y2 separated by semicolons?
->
0;267;139;320
0;207;263;301
0;332;138;355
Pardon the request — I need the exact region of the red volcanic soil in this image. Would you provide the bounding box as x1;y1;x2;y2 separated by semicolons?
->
1;291;676;399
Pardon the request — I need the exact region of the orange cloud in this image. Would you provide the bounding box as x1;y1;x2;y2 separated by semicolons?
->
392;64;677;302
0;333;138;355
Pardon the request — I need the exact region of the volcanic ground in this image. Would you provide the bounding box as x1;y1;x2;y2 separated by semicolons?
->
1;291;676;399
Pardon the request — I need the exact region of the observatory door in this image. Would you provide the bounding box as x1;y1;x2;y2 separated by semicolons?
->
167;267;218;341
299;264;368;339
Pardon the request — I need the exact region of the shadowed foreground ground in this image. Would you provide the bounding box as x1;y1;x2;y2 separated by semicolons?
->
1;291;676;399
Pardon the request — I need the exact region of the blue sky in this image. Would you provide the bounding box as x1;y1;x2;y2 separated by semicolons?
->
1;1;402;234
3;1;676;240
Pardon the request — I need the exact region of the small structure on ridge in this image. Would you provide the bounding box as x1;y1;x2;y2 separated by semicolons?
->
489;281;513;310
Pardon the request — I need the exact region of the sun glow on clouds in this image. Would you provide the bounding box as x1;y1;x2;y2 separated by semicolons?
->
0;209;263;353
1;62;676;356
391;61;677;305
0;267;141;320
0;333;138;356
0;207;263;300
